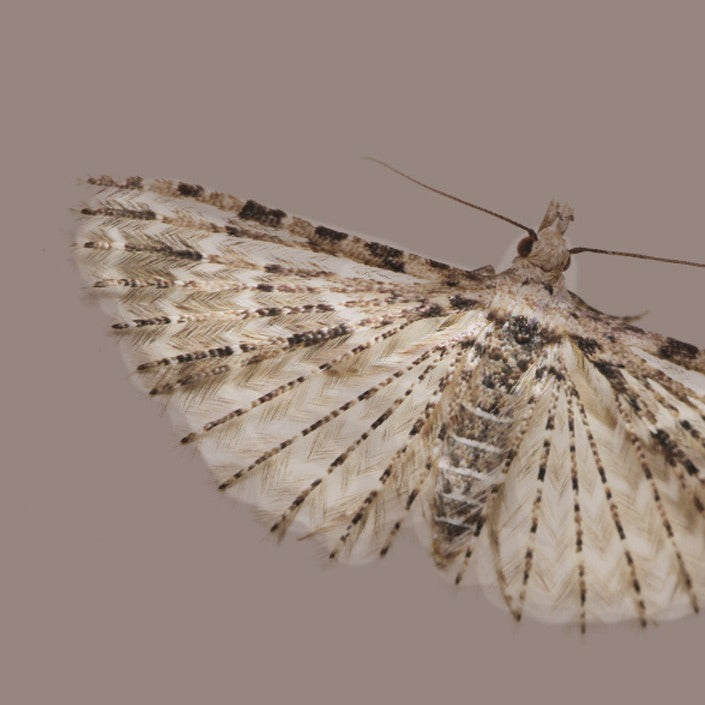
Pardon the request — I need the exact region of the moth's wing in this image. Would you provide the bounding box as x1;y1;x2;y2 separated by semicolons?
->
78;175;489;285
75;177;495;563
472;323;705;629
567;323;705;624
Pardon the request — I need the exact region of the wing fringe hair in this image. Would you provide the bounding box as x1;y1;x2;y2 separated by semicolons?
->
75;176;490;564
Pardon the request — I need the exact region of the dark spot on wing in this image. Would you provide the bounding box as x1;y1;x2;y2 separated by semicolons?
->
592;359;629;395
239;199;287;228
506;315;540;346
428;259;450;270
286;324;350;347
420;304;446;318
573;336;601;356
485;309;508;325
81;206;156;220
177;182;205;198
449;295;479;310
658;337;699;361
683;459;700;477
593;360;619;379
548;366;565;381
365;241;406;272
366;241;402;258
314;225;348;242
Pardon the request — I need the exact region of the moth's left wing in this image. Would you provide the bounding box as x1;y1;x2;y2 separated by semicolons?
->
75;176;495;562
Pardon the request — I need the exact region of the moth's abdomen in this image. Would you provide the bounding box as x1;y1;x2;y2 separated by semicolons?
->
433;401;511;564
432;313;552;568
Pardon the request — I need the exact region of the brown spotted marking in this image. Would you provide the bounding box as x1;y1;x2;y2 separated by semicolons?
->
86;175;143;190
329;357;458;559
182;318;423;444
81;179;488;283
475;383;547;606
111;295;425;330
82;237;203;262
364;241;406;273
641;396;705;475
80;203;310;252
566;387;587;632
149;178;245;212
611;393;700;615
239;199;287;228
570;382;648;627
135;302;447;372
658;337;699;362
616;349;705;424
177;182;205;199
220;343;458;492
93;266;436;305
622;375;705;508
268;347;457;522
314;225;349;242
149;364;230;396
81;206;157;221
514;381;560;621
376;350;468;557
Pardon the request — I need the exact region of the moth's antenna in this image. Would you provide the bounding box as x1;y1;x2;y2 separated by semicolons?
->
364;157;537;238
569;246;705;269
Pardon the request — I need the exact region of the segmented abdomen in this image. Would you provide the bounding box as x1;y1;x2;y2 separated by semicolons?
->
432;314;549;563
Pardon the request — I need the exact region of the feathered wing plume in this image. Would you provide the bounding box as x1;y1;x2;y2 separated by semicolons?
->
467;330;705;630
75;176;494;563
75;177;705;628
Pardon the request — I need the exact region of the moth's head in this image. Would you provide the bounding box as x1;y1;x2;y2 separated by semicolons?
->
515;200;573;274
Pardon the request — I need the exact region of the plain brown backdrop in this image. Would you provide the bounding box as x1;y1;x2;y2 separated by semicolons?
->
4;2;705;703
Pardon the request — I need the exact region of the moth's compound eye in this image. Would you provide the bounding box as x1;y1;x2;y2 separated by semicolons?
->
517;236;534;257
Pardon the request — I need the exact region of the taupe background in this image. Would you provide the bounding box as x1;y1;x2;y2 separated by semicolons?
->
4;2;705;703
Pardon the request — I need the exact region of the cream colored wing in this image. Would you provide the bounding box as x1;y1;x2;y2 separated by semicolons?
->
470;334;705;629
75;176;494;563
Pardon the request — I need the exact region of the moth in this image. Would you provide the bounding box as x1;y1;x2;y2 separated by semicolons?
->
75;165;705;632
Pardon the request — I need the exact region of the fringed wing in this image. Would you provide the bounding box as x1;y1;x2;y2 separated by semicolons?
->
471;327;705;629
567;325;705;625
75;176;494;563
